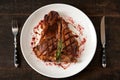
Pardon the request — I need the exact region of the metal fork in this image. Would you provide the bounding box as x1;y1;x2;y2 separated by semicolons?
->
12;20;19;68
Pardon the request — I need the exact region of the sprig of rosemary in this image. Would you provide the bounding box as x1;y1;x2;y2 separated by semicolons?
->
56;39;62;61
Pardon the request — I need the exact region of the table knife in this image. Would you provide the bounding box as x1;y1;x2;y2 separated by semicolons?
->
100;16;106;68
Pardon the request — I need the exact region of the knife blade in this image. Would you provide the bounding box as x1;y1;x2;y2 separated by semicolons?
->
100;16;106;68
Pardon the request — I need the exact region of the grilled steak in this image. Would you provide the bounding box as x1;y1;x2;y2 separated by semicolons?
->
33;11;79;63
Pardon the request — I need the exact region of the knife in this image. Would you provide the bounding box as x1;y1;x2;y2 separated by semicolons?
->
100;16;106;68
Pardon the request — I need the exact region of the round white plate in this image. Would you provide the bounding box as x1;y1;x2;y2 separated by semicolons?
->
20;3;97;78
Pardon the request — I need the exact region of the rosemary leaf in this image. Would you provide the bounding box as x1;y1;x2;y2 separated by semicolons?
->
56;40;62;61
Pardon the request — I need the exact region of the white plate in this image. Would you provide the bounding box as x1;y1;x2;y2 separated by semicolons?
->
20;3;97;78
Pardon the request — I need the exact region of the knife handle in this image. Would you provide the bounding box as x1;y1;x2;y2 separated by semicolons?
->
102;47;106;68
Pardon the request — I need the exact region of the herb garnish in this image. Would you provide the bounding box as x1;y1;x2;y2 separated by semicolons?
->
56;39;62;61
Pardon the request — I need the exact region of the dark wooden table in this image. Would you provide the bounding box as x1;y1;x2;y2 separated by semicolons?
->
0;0;120;80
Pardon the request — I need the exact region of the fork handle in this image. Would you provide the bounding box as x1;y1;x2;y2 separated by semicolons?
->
14;36;19;67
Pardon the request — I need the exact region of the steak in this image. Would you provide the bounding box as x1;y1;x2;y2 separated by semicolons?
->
33;11;79;63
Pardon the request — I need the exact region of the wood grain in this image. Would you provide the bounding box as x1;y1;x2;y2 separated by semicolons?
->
0;0;120;17
0;0;120;80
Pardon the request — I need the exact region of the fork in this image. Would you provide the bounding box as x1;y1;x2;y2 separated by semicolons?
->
12;20;19;68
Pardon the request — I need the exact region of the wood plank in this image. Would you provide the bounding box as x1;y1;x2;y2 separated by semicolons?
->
0;0;119;17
